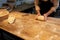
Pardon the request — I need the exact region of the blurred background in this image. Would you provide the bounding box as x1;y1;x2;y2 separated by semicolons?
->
0;0;60;17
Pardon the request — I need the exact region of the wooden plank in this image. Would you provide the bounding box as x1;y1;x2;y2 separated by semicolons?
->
0;11;60;40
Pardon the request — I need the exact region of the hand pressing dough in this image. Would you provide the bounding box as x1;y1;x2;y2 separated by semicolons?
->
37;16;45;21
8;15;15;24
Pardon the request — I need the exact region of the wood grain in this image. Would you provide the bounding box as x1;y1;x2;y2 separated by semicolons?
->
0;10;60;40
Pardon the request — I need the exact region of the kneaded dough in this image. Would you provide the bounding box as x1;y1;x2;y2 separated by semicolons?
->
0;9;9;17
37;16;44;21
8;15;15;24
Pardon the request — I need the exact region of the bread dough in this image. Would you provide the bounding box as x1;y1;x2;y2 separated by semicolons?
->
0;9;9;17
37;16;44;21
8;15;15;24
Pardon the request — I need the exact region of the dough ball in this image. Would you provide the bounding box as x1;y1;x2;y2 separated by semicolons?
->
37;16;44;21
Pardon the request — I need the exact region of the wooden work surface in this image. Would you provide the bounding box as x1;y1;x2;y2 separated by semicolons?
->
0;11;60;40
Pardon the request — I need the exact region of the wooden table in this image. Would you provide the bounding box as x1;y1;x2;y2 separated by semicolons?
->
0;11;60;40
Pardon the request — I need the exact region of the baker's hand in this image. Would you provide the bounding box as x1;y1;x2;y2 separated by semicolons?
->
43;14;48;21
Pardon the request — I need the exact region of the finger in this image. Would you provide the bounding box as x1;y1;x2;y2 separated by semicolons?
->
44;15;48;21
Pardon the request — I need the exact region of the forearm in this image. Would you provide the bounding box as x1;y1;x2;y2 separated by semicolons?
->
34;0;39;6
45;0;59;16
45;7;56;16
34;0;40;10
34;0;41;14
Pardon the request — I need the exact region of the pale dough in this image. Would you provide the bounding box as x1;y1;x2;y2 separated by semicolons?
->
37;16;44;21
0;9;9;17
8;15;15;24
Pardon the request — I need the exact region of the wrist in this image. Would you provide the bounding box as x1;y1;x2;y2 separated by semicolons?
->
44;14;48;17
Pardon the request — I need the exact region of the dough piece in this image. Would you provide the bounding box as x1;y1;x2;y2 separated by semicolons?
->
37;16;44;21
8;15;15;24
0;9;9;21
0;9;9;17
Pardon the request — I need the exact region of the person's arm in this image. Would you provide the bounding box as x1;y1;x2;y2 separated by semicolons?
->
34;0;41;15
44;0;59;16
